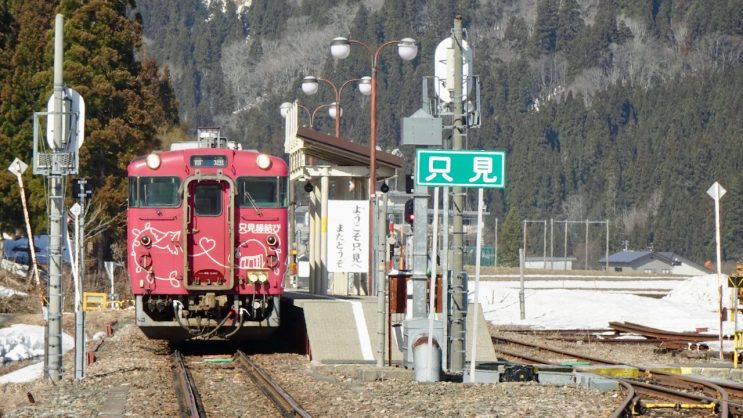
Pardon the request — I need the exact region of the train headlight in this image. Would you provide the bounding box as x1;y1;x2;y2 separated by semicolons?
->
258;273;268;283
248;273;259;283
146;153;161;170
256;153;272;170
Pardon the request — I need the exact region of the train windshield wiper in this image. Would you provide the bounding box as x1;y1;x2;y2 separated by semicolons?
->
244;191;263;216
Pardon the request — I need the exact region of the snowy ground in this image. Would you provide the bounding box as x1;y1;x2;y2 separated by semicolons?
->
476;274;735;332
0;273;738;384
0;323;73;383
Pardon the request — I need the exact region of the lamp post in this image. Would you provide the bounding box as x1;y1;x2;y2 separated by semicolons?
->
330;36;417;293
280;101;308;122
301;76;358;138
280;101;335;129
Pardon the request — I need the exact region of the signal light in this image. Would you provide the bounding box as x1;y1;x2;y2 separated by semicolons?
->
404;199;414;226
405;174;414;194
73;179;93;197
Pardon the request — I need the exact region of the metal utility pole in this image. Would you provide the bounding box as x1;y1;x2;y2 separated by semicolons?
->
33;14;84;381
411;185;428;318
286;179;295;286
449;14;466;374
70;202;84;379
72;179;88;379
493;217;498;267
376;192;388;367
47;14;66;382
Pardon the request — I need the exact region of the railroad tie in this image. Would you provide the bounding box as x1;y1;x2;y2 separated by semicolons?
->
96;386;129;417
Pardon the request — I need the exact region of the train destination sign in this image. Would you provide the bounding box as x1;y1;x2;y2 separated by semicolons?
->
415;149;506;188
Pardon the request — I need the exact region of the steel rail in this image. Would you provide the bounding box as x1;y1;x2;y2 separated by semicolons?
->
496;328;648;343
629;379;721;406
493;335;734;417
609;321;731;342
609;380;637;418
492;347;548;365
235;350;312;418
492;335;615;365
171;350;206;418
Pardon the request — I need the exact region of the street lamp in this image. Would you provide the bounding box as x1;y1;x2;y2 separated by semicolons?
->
328;102;343;120
301;75;360;138
329;36;417;292
280;101;333;128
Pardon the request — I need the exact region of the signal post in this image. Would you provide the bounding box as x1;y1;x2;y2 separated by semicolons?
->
32;14;86;381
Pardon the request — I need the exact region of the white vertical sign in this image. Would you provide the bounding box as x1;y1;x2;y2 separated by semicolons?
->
707;181;726;360
7;158;40;287
707;181;726;277
327;200;369;273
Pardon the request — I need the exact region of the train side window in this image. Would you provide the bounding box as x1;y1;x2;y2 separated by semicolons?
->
128;177;138;207
193;183;222;216
137;177;181;207
237;177;287;208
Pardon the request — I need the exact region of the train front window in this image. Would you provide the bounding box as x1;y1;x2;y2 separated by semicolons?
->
237;177;287;208
130;177;181;207
193;183;222;216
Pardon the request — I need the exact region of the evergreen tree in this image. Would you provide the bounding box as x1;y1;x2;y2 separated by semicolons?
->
499;207;523;267
556;0;583;53
503;16;528;49
529;0;559;56
0;0;55;231
57;0;178;266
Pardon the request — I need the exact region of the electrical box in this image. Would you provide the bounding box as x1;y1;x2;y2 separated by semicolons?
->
401;108;442;146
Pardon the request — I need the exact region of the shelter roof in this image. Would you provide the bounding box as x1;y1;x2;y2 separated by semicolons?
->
294;127;404;172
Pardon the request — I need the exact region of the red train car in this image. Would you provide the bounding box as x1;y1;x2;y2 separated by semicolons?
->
127;129;287;341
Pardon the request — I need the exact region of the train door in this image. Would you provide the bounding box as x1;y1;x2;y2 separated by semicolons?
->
183;177;235;290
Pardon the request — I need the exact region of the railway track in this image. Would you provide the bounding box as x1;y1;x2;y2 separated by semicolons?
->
171;350;311;417
493;335;743;417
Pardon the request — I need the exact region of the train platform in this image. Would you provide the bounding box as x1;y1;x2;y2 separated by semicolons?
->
280;291;498;366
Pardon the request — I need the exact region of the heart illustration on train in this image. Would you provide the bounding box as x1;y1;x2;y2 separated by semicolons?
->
198;237;217;253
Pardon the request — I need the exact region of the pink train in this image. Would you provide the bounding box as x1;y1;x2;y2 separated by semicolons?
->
127;130;288;341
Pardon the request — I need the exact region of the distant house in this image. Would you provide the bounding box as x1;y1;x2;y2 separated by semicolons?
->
599;251;710;276
525;256;577;270
2;235;72;266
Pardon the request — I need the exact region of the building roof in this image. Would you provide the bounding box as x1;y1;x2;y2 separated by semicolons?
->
600;250;655;264
525;256;578;262
599;250;711;273
295;127;404;172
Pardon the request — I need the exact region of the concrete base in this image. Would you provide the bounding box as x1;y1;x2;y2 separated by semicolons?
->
281;292;380;364
281;292;498;366
463;368;500;384
538;371;574;385
311;364;415;382
574;372;619;391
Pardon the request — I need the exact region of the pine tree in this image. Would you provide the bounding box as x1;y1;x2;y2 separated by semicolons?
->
529;0;559;56
499;207;523;267
503;16;528;49
556;0;583;53
0;0;55;232
56;0;178;267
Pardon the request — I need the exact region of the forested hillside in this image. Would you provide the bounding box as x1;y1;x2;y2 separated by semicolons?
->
133;0;743;266
1;0;743;269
